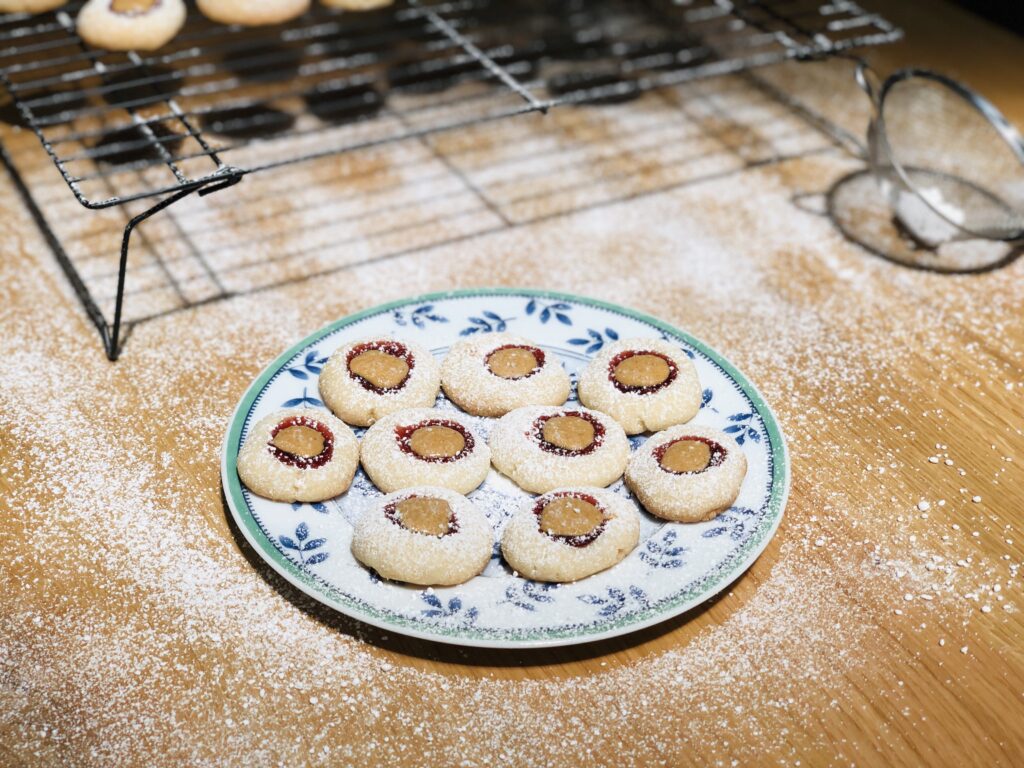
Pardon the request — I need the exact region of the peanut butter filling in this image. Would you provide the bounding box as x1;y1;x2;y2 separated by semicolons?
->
271;424;325;457
613;353;671;389
486;347;540;379
111;0;158;13
539;496;604;537
395;497;452;536
409;425;465;459
659;439;712;473
541;415;595;451
349;349;409;390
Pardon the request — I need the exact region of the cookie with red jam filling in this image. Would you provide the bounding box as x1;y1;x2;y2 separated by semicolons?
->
501;487;640;582
236;407;359;502
625;424;747;522
319;337;441;427
578;338;701;435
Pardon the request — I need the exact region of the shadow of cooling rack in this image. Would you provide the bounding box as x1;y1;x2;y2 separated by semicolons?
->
0;0;900;359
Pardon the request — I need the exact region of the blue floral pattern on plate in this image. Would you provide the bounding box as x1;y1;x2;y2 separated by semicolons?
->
223;290;788;649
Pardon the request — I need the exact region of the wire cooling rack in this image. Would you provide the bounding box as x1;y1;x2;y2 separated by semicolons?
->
0;0;900;358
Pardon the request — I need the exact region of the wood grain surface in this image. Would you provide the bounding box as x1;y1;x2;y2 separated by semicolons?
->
1;2;1022;766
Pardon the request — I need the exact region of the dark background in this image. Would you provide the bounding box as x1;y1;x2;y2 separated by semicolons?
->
953;1;1024;35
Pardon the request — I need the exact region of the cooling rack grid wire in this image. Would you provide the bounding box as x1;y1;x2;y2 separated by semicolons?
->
0;0;900;359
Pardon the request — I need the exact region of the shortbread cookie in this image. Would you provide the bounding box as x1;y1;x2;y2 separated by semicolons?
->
77;0;186;51
237;408;359;503
321;0;392;9
578;338;701;435
501;487;640;582
440;333;570;417
319;337;441;427
624;424;747;522
360;408;491;494
196;0;308;25
488;405;629;494
351;487;492;586
0;0;65;12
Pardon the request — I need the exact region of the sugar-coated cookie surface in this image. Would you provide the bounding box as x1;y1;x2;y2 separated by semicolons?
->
625;424;747;522
440;332;570;417
76;0;186;51
577;337;701;435
319;337;441;427
359;407;491;494
236;407;359;503
488;405;629;494
0;0;65;12
351;487;493;586
501;487;640;582
196;0;308;25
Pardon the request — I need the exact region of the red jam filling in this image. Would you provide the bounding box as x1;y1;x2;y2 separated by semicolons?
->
530;410;605;457
485;344;546;380
395;419;475;463
345;340;414;393
607;349;679;394
654;435;726;475
533;492;606;548
268;415;334;469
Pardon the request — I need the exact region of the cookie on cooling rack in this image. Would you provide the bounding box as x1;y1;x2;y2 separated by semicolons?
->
351;486;493;586
440;332;570;417
196;0;308;25
625;424;747;522
577;337;701;435
318;337;441;427
236;407;359;503
501;487;640;582
488;405;629;494
0;0;65;12
76;0;186;51
360;408;491;495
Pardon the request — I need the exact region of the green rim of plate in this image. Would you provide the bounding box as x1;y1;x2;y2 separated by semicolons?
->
221;288;789;648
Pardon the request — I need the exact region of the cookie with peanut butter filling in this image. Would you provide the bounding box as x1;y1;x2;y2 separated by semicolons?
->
440;333;570;417
578;338;701;435
501;487;640;582
359;408;491;494
76;0;186;51
351;487;493;586
319;337;441;427
236;407;359;502
196;0;308;25
0;0;66;13
625;424;747;522
488;405;629;494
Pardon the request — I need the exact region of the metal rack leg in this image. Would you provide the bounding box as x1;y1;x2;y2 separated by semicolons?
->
109;170;242;360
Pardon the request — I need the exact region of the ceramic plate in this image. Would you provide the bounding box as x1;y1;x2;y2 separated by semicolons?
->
222;289;788;649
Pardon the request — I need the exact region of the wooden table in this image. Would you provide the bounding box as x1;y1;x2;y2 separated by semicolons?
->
2;2;1022;765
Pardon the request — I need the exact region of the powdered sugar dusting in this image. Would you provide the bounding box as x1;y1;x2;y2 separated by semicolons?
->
3;68;1023;764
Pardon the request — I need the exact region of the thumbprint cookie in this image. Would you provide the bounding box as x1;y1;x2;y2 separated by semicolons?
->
196;0;308;25
624;424;747;522
0;0;65;12
501;487;640;582
359;408;491;494
577;338;701;435
319;337;441;427
351;487;493;586
488;405;629;494
440;333;570;417
236;408;359;503
76;0;186;51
